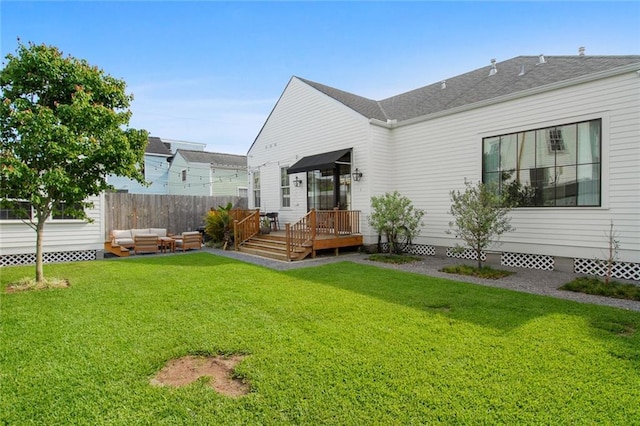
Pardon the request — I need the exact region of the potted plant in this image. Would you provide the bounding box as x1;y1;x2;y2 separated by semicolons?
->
260;216;271;234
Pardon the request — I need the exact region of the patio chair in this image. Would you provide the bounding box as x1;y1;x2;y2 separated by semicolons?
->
174;231;203;252
266;212;280;231
133;234;160;254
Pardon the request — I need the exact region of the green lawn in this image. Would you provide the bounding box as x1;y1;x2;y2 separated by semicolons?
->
1;252;639;424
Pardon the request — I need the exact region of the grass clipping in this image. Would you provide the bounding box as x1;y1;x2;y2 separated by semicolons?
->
6;277;70;293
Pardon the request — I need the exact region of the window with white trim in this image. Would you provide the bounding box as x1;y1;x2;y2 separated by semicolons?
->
0;200;32;220
280;167;290;208
547;128;566;152
253;171;261;208
0;200;84;221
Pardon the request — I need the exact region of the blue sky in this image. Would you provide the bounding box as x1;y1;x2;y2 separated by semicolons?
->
2;1;639;155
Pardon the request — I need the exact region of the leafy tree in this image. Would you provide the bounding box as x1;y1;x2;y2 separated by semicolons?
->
446;180;514;268
368;191;425;254
0;42;148;282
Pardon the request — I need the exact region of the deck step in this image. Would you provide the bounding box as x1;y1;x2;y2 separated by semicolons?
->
104;241;130;257
238;235;310;261
237;230;360;262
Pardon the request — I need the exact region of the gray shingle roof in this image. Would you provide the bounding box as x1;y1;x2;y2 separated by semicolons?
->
145;136;173;156
299;55;640;122
177;149;247;169
297;77;388;121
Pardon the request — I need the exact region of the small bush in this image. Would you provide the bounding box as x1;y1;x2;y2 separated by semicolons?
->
368;191;425;254
560;277;640;301
205;203;233;244
440;264;514;279
367;254;421;264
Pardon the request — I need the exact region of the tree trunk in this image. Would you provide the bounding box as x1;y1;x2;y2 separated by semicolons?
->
476;246;483;269
36;220;45;283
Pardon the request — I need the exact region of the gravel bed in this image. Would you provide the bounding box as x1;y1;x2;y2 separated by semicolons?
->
205;247;640;312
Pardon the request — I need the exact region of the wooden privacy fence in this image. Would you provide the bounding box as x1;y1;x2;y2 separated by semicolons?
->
104;192;247;239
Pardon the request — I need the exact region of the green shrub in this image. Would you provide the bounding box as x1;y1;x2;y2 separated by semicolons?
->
441;264;514;279
367;253;421;264
447;180;514;269
204;202;233;243
368;191;425;254
560;276;640;301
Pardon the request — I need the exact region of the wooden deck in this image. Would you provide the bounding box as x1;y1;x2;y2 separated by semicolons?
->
238;231;363;261
235;209;363;261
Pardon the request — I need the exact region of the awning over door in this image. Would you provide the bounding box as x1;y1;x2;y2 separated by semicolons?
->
287;148;352;174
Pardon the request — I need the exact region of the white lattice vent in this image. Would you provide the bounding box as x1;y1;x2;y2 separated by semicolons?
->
502;252;554;271
379;243;435;256
574;258;640;281
0;250;97;267
406;244;436;256
446;247;486;261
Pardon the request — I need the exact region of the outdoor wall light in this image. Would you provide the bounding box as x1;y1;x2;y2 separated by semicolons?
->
293;176;303;187
352;168;363;182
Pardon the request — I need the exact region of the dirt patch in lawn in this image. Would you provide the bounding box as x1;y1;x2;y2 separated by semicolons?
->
150;355;250;397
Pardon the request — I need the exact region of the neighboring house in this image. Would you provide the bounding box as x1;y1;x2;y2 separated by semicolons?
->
109;137;248;197
0;194;105;266
108;137;209;194
108;136;174;194
247;54;640;278
168;149;248;197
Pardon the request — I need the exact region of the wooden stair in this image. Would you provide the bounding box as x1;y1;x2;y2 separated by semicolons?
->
104;241;131;257
238;234;312;261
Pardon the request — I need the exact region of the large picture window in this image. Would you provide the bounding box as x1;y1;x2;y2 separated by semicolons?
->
482;119;601;207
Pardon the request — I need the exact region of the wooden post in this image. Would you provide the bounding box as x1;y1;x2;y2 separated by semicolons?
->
285;223;291;261
233;219;239;250
310;208;316;240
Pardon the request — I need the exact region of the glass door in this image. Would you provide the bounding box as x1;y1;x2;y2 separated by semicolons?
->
307;166;351;211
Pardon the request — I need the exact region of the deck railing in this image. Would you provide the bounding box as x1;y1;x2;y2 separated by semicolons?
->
285;210;314;261
315;209;360;236
233;209;260;250
285;209;360;260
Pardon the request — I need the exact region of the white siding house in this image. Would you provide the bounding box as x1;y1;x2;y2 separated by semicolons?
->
248;55;640;278
0;194;105;266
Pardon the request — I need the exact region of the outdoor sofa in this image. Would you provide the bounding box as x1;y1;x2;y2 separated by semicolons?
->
109;228;203;254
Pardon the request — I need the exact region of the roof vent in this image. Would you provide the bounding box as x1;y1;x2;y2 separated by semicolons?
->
537;54;546;65
519;64;525;76
441;80;446;89
489;59;497;76
579;46;585;56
